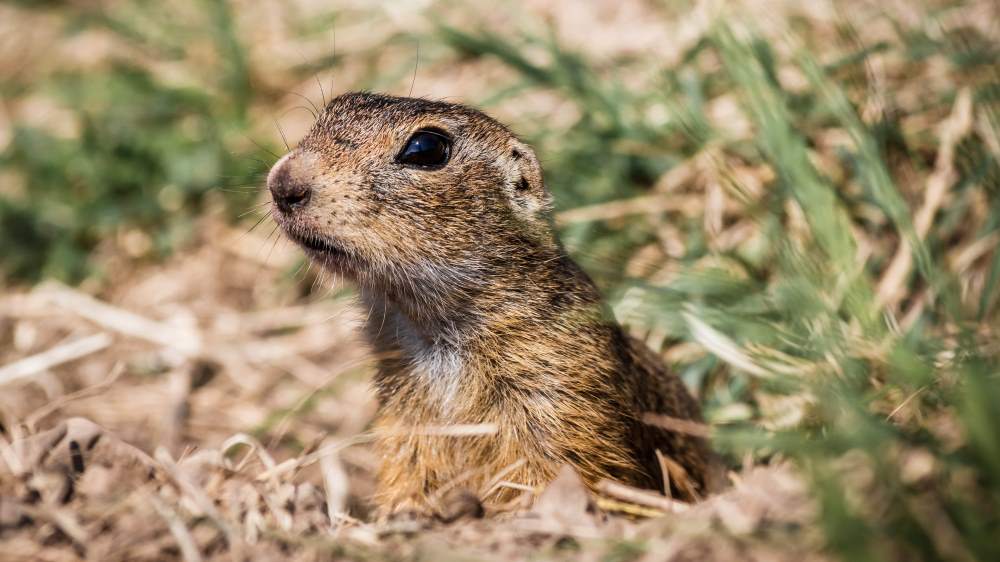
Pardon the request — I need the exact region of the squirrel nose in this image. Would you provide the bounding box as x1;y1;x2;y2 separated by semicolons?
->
268;154;312;213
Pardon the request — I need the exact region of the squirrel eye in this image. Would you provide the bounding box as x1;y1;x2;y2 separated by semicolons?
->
396;130;451;168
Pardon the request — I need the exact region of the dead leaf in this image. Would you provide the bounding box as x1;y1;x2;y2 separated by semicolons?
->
528;464;602;536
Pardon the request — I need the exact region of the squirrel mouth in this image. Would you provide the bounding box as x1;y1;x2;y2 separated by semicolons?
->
286;230;348;261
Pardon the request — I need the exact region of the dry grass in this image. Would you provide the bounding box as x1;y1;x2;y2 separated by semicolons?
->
1;0;999;560
0;218;818;561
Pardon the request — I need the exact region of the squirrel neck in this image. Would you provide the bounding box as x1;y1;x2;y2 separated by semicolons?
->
357;235;623;428
357;238;606;365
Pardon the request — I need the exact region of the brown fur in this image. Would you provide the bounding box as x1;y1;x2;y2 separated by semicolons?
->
268;92;719;514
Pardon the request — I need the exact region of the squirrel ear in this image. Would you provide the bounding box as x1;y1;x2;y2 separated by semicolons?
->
504;142;552;220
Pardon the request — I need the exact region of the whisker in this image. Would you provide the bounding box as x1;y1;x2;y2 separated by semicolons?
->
288;91;320;118
408;40;420;97
215;187;261;194
312;267;325;295
377;296;388;339
315;71;327;107
263;225;283;266
237;202;271;219
292;257;309;280
281;105;319;122
328;27;338;98
238;156;273;169
218;174;267;182
244;212;271;236
215;185;263;192
273;118;291;151
242;134;281;161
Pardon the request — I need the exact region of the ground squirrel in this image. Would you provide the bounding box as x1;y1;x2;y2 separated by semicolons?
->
267;92;719;514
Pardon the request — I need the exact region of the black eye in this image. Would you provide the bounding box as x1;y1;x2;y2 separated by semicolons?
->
396;130;451;168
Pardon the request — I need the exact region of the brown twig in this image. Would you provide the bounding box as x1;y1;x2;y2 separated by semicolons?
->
0;333;113;387
642;413;713;438
596;479;689;514
876;88;974;309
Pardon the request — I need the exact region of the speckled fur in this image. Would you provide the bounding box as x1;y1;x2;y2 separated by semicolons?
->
269;92;719;514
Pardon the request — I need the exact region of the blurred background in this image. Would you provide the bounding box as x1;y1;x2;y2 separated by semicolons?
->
1;0;998;560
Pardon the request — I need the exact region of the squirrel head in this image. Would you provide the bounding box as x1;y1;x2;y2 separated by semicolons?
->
268;92;555;294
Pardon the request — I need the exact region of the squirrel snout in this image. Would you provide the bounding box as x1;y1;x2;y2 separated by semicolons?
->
268;153;313;214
